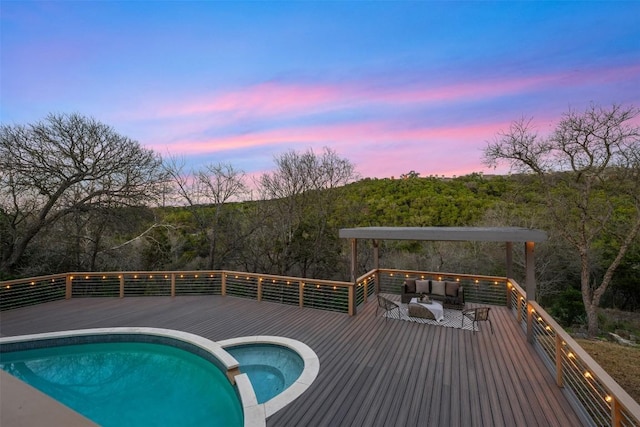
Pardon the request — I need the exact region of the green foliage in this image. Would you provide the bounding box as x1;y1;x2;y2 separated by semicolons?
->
547;287;587;327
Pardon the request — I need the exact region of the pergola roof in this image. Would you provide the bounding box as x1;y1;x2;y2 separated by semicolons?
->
339;226;548;243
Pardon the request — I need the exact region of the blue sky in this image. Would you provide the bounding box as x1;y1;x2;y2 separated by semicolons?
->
2;1;639;179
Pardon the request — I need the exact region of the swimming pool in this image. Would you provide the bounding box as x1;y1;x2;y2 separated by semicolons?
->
0;328;320;426
0;341;243;426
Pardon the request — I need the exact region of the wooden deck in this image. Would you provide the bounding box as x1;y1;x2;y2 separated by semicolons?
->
0;295;583;426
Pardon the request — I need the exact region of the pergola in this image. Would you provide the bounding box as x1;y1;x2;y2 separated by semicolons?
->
339;226;548;301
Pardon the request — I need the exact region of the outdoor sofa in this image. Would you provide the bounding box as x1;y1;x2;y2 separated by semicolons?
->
401;278;465;309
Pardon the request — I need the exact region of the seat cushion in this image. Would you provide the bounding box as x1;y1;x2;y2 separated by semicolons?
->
445;281;459;297
431;280;446;296
415;279;430;294
404;278;416;293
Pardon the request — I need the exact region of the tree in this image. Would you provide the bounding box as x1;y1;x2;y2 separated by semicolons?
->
257;147;358;277
0;113;166;275
484;103;640;336
164;157;248;270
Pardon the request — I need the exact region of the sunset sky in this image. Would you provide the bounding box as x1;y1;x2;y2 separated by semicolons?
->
2;1;639;179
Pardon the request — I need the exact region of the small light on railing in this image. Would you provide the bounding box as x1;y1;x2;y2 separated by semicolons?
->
520;296;524;301
210;274;214;278
102;276;106;279
605;395;613;403
5;285;10;289
390;273;394;277
507;282;512;288
567;352;575;359
316;284;320;289
180;274;184;278
405;274;409;278
584;371;592;379
286;281;290;285
165;275;169;279
545;326;552;332
118;275;122;279
456;278;460;282
70;276;74;280
474;279;479;283
234;275;238;279
194;274;198;278
85;275;89;279
494;281;498;285
272;279;276;283
30;281;35;286
537;317;543;322
134;275;138;279
149;275;153;279
421;275;425;279
333;286;337;290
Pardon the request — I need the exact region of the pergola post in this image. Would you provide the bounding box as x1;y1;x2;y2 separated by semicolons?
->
373;239;380;293
506;241;513;279
350;238;358;283
525;241;537;344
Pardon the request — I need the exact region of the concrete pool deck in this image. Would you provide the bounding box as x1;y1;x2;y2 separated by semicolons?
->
1;370;97;427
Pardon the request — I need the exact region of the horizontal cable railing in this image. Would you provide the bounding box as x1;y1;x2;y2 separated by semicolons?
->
1;270;355;315
0;274;67;310
508;279;640;427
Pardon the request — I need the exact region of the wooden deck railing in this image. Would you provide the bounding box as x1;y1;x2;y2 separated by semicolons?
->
508;279;640;427
0;270;356;315
2;269;639;426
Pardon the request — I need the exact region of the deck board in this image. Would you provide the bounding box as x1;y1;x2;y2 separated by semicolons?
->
0;295;583;427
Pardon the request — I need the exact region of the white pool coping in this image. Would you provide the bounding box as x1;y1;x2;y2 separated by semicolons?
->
0;328;320;427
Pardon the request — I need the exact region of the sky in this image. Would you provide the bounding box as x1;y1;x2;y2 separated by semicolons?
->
2;1;639;180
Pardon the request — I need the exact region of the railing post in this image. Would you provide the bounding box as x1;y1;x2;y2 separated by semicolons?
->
221;273;227;296
506;282;512;309
527;302;534;344
65;275;72;299
119;275;125;298
348;284;355;316
299;281;304;308
170;273;176;297
555;334;564;387
612;397;622;427
257;278;262;302
362;280;368;304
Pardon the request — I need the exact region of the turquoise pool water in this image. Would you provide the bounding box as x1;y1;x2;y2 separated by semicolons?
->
226;344;304;404
0;342;243;427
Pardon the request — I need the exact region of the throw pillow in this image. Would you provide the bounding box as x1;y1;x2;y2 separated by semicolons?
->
404;278;416;293
445;281;459;297
431;280;446;296
415;279;430;294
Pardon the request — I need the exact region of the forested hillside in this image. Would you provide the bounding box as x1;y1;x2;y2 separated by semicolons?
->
2;108;639;333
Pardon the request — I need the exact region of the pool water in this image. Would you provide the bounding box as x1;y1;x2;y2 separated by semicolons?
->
0;342;243;427
226;344;304;404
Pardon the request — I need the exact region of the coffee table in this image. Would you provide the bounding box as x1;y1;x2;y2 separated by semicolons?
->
408;298;444;322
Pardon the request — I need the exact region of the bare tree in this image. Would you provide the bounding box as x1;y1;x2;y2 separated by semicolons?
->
0;113;166;275
164;157;248;269
484;103;640;336
258;147;358;277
